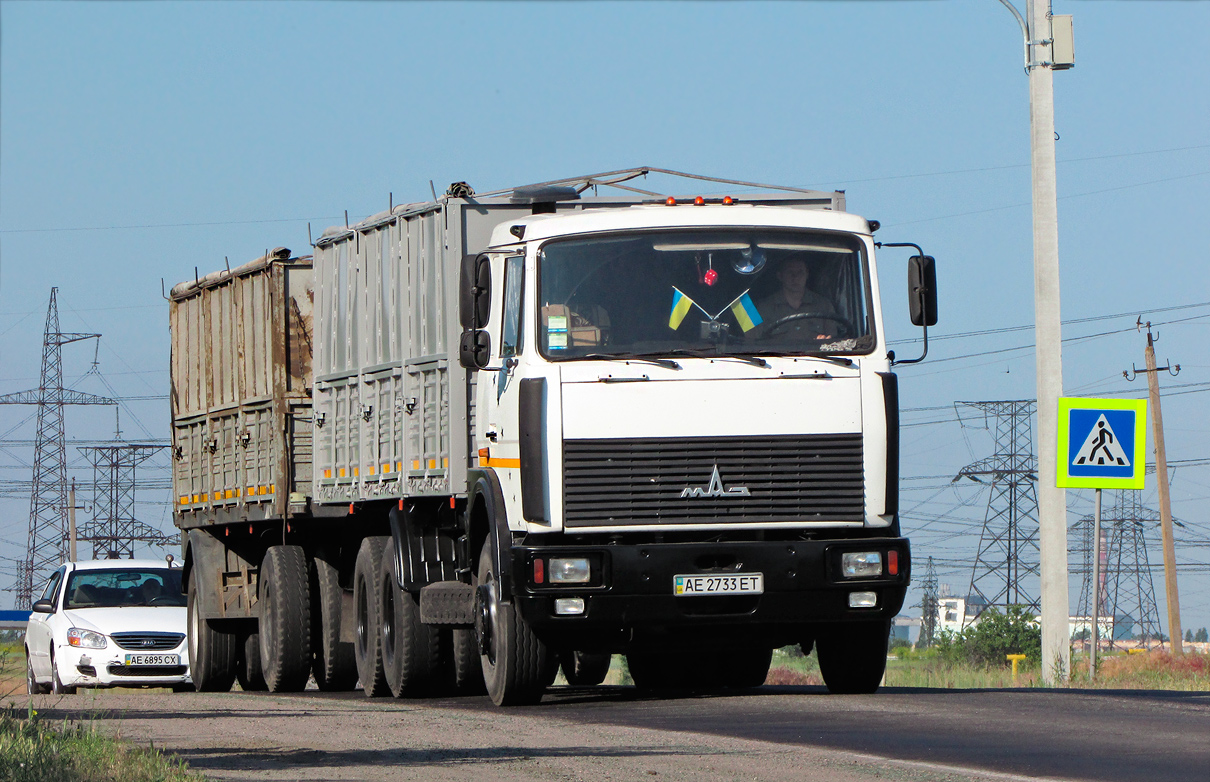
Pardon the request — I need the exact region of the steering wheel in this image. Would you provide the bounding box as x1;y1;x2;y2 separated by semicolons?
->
757;313;852;340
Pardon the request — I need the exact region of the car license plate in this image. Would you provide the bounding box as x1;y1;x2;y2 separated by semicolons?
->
674;573;764;596
124;654;179;666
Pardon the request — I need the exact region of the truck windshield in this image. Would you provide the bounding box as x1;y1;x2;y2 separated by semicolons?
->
537;228;874;360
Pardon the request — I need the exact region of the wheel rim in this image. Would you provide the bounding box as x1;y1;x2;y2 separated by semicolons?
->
356;578;369;660
381;582;395;662
26;657;36;693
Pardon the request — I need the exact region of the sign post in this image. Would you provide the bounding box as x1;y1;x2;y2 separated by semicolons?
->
1057;397;1147;680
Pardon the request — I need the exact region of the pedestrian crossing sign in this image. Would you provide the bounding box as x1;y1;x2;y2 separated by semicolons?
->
1056;397;1147;489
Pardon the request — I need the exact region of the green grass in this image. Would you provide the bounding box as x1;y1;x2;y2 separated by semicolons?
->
0;704;202;782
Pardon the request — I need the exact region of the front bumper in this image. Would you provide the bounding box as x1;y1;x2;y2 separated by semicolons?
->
511;537;909;650
56;641;190;688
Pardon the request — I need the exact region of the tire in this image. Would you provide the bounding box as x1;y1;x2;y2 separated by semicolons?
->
257;545;312;692
26;652;48;695
50;652;76;695
354;536;390;697
188;566;236;692
561;651;612;686
380;546;443;698
236;631;267;691
310;550;357;691
816;621;890;694
721;647;772;688
477;544;555;706
451;628;486;695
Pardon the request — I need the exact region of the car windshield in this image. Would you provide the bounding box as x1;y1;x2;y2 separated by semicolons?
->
537;228;874;360
63;568;186;609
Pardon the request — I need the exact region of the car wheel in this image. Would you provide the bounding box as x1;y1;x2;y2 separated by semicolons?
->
26;652;48;695
310;549;357;691
258;545;312;693
50;653;76;695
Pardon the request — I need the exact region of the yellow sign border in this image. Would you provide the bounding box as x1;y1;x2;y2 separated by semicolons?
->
1056;397;1148;489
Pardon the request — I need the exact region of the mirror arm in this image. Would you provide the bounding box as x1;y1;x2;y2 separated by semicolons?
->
893;321;929;366
876;242;931;366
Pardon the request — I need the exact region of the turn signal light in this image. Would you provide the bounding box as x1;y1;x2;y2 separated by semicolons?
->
888;550;899;575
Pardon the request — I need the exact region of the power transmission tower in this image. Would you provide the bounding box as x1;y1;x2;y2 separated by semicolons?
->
0;289;114;607
77;444;174;559
916;556;939;648
955;400;1041;619
1073;490;1164;650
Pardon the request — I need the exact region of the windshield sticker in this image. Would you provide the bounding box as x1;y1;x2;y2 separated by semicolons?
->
548;314;569;350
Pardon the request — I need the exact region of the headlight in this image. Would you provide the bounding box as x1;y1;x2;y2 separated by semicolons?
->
67;628;107;649
549;557;591;584
841;552;883;579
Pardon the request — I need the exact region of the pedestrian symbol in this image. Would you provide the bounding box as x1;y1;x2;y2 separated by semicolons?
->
1056;398;1147;490
1072;415;1130;468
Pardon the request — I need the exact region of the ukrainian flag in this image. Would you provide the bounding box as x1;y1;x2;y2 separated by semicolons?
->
729;291;763;333
669;288;695;330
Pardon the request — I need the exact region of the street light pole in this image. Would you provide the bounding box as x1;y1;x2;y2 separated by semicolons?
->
999;0;1070;684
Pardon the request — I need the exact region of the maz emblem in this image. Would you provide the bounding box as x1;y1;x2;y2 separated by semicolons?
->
680;465;750;498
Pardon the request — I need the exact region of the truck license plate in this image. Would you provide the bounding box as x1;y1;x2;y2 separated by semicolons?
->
124;654;179;666
674;573;764;596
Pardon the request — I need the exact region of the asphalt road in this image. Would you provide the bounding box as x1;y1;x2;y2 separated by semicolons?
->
518;684;1210;781
34;684;1210;782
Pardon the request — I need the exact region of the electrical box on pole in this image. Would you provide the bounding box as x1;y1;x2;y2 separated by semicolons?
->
1051;15;1075;70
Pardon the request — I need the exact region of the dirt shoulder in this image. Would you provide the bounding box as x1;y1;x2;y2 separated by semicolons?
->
18;688;1037;782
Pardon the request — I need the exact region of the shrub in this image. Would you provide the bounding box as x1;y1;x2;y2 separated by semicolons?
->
933;606;1042;668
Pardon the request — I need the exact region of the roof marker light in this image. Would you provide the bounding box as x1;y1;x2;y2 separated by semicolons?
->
722;196;734;205
665;197;677;206
694;196;705;206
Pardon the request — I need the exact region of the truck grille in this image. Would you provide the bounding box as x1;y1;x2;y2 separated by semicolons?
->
563;434;865;527
111;632;185;651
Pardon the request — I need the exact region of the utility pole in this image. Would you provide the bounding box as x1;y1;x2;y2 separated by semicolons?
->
997;0;1075;685
1125;322;1182;652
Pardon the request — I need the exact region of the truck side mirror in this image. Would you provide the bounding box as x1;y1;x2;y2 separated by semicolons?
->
908;255;938;327
459;330;492;369
460;254;491;330
459;253;493;369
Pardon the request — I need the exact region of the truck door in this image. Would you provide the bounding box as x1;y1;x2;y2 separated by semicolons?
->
480;252;527;522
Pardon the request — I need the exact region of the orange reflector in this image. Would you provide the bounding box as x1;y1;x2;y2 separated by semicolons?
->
694;196;704;206
533;558;544;584
665;196;677;206
399;498;404;511
450;496;456;509
888;550;899;575
722;196;734;205
248;524;253;534
349;503;355;515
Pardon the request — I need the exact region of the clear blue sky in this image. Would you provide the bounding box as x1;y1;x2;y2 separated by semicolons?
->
1;1;1208;632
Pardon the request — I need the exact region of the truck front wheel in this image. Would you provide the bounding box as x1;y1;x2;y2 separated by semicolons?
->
561;651;612;686
816;621;890;694
476;545;555;706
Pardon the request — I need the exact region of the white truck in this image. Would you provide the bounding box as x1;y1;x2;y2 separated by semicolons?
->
170;169;936;704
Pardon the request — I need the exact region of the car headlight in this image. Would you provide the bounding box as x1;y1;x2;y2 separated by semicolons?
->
67;628;107;649
549;557;592;584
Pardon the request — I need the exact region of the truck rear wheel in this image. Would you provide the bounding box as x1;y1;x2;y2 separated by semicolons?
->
561;651;612;686
816;621;890;694
236;630;267;691
311;550;357;691
258;545;312;692
721;647;772;688
187;567;236;692
354;536;390;697
380;546;442;697
476;545;554;706
451;628;486;694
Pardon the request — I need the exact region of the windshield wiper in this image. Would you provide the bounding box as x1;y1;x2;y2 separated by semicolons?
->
658;348;770;368
747;350;855;368
575;353;681;370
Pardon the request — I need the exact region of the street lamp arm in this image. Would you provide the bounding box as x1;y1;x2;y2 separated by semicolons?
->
996;0;1030;68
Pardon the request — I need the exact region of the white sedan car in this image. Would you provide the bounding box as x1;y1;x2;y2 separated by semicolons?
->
25;560;192;693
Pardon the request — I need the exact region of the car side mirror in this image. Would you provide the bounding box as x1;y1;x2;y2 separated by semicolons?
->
908;255;938;327
32;599;53;614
